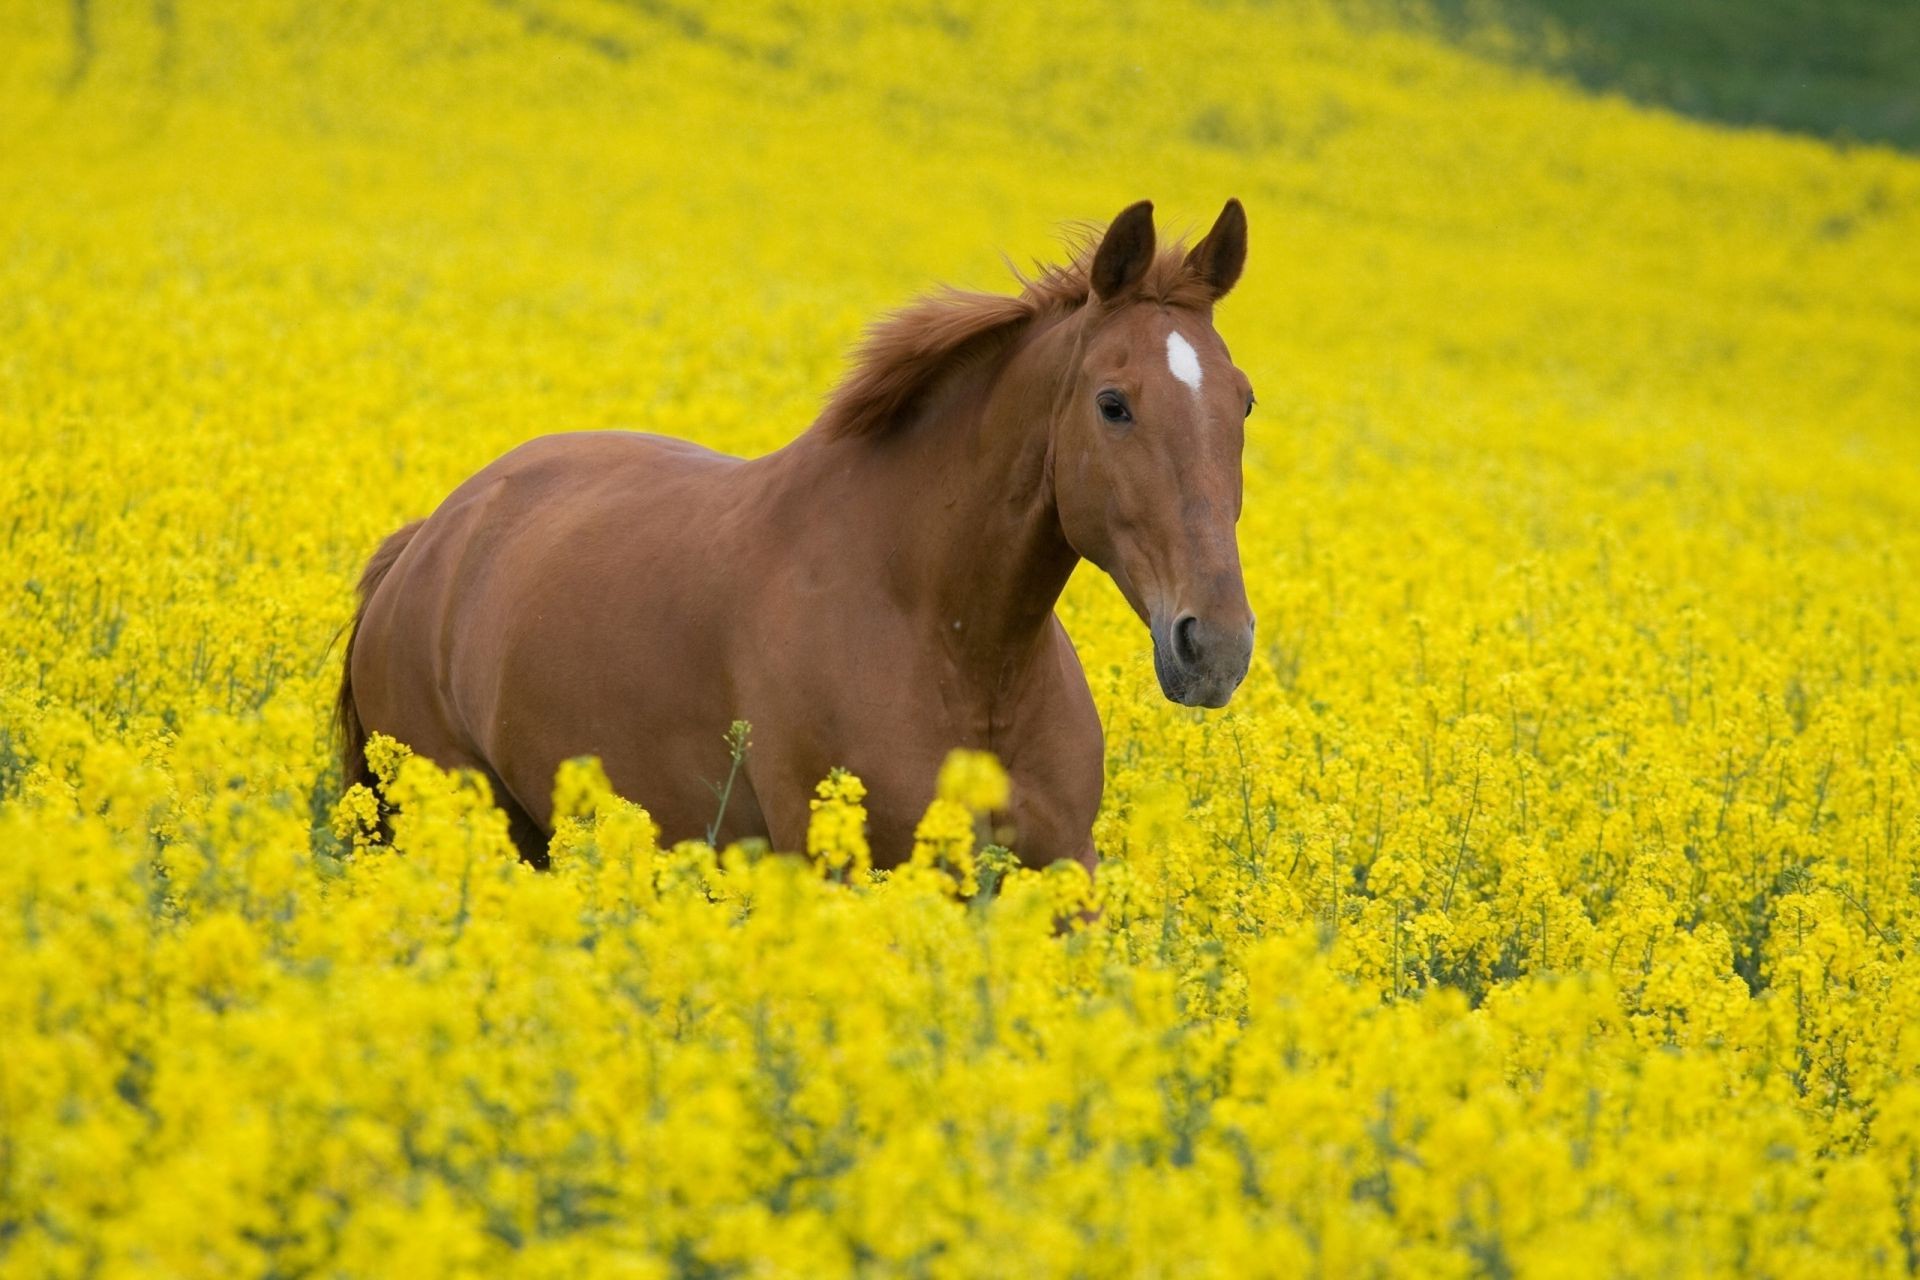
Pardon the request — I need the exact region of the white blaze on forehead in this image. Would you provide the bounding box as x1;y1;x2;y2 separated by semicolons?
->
1166;330;1203;394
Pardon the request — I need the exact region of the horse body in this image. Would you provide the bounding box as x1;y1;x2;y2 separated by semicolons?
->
342;199;1253;870
349;404;1103;866
350;431;771;852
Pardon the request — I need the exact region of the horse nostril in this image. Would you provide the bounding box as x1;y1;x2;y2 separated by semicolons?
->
1172;614;1202;668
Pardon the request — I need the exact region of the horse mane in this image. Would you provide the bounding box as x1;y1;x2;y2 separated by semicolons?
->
816;230;1212;441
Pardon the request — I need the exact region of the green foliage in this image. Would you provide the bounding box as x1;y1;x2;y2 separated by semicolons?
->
1426;0;1920;149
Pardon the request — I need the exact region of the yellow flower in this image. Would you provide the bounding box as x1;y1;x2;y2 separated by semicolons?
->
909;796;979;896
4;1;1918;1271
806;768;871;878
934;748;1010;813
362;733;413;790
551;754;616;821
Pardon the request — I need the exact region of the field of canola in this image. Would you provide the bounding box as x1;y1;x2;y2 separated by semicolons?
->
6;1;1920;1275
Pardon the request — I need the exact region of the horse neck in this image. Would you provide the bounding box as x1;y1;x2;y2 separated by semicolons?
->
819;314;1081;684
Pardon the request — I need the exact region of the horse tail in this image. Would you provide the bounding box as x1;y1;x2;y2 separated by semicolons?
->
336;520;424;793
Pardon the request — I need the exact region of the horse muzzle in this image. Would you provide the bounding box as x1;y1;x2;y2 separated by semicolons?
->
1151;611;1253;709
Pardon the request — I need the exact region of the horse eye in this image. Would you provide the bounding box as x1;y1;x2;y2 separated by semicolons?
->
1097;391;1131;424
1245;395;1256;419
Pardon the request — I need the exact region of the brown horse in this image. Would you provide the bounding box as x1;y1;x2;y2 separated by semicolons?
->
337;199;1255;871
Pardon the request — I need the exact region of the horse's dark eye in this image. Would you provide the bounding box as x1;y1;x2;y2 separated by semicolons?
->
1097;391;1131;424
1245;395;1256;418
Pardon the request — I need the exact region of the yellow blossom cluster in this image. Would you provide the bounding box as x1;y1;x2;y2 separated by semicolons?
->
807;768;872;881
4;0;1920;1274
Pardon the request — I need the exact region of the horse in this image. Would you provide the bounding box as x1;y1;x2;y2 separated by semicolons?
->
336;198;1256;871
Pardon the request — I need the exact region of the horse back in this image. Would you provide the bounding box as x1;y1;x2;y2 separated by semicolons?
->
350;431;751;812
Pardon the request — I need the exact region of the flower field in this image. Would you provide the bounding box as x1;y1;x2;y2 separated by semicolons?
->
5;1;1920;1274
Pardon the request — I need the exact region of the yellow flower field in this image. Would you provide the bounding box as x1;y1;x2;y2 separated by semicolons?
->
5;1;1920;1274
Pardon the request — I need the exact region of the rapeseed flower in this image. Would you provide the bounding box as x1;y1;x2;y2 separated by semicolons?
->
3;0;1919;1273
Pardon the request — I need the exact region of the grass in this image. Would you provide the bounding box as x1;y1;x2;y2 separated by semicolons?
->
1426;0;1920;150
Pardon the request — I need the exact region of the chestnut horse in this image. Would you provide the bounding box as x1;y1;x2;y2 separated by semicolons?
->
337;199;1256;870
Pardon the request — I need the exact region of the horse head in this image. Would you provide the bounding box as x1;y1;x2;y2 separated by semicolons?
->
1050;199;1256;708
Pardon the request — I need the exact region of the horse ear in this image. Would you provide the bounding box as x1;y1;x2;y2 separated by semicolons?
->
1184;198;1247;300
1090;200;1156;301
